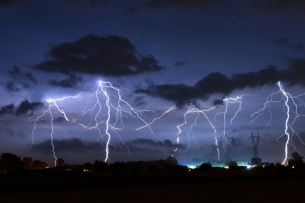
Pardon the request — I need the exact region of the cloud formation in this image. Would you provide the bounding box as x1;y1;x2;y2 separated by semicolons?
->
0;82;20;92
0;104;15;116
121;6;137;16
274;37;287;45
145;0;225;11
67;0;105;7
0;100;44;116
31;138;185;153
48;74;82;88
0;0;28;6
253;0;305;16
34;34;165;77
1;66;38;92
173;60;187;67
136;58;305;107
291;43;303;50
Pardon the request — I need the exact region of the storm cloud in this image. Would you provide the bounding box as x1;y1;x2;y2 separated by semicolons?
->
34;34;165;77
253;0;305;16
0;100;44;116
31;138;185;153
48;74;82;88
291;43;304;50
121;6;137;16
0;0;28;6
136;58;305;107
67;0;106;7
1;66;38;92
274;37;287;45
145;0;225;11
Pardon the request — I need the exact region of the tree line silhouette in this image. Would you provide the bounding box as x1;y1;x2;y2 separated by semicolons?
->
0;152;188;175
0;151;304;176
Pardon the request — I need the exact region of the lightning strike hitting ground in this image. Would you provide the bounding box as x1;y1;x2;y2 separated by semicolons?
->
28;79;305;166
29;81;170;166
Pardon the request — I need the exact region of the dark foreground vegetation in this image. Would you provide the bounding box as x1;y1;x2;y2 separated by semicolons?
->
0;151;305;199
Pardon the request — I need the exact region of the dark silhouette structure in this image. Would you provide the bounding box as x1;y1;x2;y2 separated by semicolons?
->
248;132;263;166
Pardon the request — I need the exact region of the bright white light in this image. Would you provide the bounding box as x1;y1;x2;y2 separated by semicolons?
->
247;165;252;169
187;165;196;169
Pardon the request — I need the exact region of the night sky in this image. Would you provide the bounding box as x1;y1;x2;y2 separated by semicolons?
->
1;0;305;166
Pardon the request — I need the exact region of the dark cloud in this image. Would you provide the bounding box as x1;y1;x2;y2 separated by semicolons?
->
127;138;185;151
15;100;44;116
173;60;187;67
6;128;14;136
23;72;38;84
31;138;102;153
274;37;287;45
2;66;38;92
0;0;28;6
0;100;43;116
134;96;146;107
0;82;20;92
34;34;165;77
213;98;224;106
253;0;305;16
0;104;15;115
53;117;65;123
9;66;20;79
31;138;185;153
5;128;24;138
239;125;271;130
136;58;305;107
67;0;106;7
229;136;243;148
8;66;37;84
291;43;304;50
122;6;137;16
48;74;82;88
145;0;225;10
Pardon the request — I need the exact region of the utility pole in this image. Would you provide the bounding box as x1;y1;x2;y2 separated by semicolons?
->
248;132;263;166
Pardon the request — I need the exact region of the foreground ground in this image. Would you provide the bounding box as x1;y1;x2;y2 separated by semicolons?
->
0;168;304;202
0;178;304;203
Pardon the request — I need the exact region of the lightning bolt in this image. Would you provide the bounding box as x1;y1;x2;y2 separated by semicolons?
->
29;80;161;165
173;107;216;157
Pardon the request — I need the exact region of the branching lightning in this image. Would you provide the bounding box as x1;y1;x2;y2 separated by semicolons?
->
28;78;305;166
29;80;173;165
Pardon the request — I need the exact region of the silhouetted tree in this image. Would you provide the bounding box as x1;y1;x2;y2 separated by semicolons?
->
277;165;288;176
147;165;158;173
224;160;237;167
83;162;93;171
166;156;178;165
291;151;304;166
57;158;65;168
22;157;32;170
31;160;48;170
93;160;110;174
134;161;147;171
0;153;22;172
205;162;212;167
198;163;210;173
110;162;128;175
175;165;188;172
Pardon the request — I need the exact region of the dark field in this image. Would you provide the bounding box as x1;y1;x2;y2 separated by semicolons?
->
1;167;305;202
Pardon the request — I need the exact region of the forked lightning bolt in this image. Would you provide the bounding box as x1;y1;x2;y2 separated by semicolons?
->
29;81;171;165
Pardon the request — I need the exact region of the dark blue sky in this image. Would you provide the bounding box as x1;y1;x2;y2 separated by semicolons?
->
1;0;305;166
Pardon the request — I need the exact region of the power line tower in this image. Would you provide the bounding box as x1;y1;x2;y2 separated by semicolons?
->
248;132;263;166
